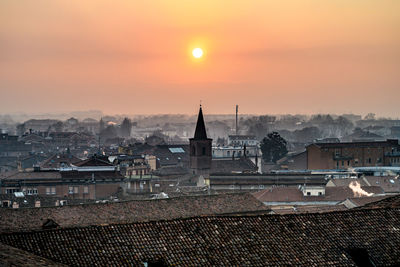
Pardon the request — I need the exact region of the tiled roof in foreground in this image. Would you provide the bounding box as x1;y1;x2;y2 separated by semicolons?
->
356;193;400;209
0;243;66;267
0;208;399;266
0;193;269;233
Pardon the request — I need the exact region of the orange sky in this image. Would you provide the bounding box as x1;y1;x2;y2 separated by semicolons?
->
1;0;399;116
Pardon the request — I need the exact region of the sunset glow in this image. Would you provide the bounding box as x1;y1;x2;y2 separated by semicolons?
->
0;0;399;116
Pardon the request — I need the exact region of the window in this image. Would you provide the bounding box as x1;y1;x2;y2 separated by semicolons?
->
68;186;74;194
307;192;311;196
202;147;206;155
74;187;78;194
26;188;38;195
46;187;56;195
5;188;19;194
347;160;350;166
259;185;264;189
318;192;322;196
192;146;196;156
83;186;89;194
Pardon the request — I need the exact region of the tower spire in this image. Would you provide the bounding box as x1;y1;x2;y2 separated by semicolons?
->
194;105;208;140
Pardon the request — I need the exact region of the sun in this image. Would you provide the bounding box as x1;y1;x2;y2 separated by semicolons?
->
192;48;203;58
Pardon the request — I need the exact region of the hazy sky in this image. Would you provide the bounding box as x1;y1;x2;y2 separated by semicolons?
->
1;0;399;116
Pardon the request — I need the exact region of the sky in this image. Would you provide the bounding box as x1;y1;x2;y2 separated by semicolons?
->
0;0;399;117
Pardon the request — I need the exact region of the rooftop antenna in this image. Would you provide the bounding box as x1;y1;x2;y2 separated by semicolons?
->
235;104;239;135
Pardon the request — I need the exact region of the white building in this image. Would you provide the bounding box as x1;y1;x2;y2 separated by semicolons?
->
212;135;261;172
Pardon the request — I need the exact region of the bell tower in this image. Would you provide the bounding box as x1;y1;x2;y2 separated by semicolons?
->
189;105;212;175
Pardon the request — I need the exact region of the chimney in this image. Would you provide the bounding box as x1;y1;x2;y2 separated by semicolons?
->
235;105;238;135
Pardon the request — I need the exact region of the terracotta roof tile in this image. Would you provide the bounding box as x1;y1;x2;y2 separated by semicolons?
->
0;193;269;233
1;207;399;266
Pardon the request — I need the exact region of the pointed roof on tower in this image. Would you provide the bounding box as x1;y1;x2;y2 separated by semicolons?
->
193;106;208;140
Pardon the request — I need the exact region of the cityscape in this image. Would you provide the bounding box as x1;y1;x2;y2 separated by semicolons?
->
1;1;400;266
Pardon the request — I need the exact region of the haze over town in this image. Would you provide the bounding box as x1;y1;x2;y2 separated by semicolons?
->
1;0;400;116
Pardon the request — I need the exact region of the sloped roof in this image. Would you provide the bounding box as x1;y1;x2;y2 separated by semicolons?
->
363;176;400;193
345;195;391;207
211;158;258;174
0;243;66;267
40;154;82;169
328;178;369;187
2;171;61;180
310;139;399;149
0;193;269;233
356;194;400;209
0;208;400;266
74;157;113;167
153;145;189;167
253;186;384;203
273;204;348;214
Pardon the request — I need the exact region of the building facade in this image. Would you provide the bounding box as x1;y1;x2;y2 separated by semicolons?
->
307;139;400;169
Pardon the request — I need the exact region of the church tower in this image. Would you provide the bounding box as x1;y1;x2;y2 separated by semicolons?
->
189;106;212;175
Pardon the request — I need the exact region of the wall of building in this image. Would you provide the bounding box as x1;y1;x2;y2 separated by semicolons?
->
307;142;398;170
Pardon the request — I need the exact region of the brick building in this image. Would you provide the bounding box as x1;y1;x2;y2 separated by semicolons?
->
0;170;124;200
306;139;400;170
0;157;125;200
